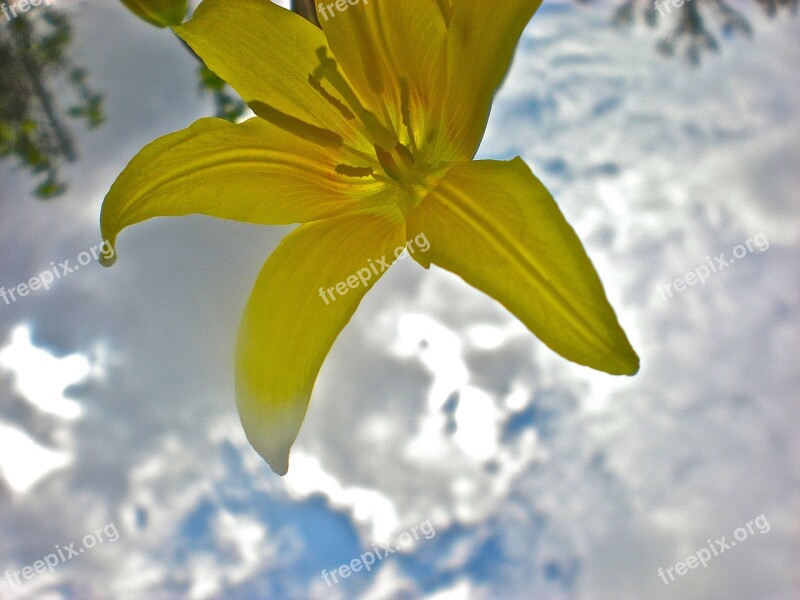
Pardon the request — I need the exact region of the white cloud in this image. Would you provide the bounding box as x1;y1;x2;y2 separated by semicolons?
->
0;1;797;599
0;326;88;420
0;424;70;493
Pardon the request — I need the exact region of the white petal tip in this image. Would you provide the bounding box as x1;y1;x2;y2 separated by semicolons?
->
265;453;289;476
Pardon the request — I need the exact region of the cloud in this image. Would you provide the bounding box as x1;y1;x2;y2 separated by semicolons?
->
0;1;797;599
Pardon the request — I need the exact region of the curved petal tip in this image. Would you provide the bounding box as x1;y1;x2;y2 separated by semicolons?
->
236;381;301;477
241;419;292;477
99;252;117;268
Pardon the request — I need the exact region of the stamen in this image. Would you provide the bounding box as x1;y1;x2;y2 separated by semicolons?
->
399;78;418;154
335;164;374;178
313;48;365;115
248;101;343;149
359;110;399;150
375;146;403;181
399;79;412;128
313;47;398;150
339;142;380;166
378;100;396;137
371;172;394;186
394;143;415;168
308;76;354;121
434;0;452;26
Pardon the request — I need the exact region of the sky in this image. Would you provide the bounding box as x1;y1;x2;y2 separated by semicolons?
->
0;0;798;599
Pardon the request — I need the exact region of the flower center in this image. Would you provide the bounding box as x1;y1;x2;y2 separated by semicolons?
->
310;48;444;201
248;47;445;214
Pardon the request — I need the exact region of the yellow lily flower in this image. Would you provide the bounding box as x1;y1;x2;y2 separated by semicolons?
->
101;0;639;475
120;0;187;28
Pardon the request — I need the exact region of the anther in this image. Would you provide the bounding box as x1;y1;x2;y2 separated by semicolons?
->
313;47;364;114
375;146;403;181
335;164;374;178
308;75;354;121
399;79;412;128
394;143;415;168
399;79;418;154
248;101;343;148
313;47;398;149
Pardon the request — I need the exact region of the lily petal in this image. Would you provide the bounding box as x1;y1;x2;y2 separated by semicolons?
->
314;0;448;153
434;0;543;162
175;0;369;146
236;207;406;475
101;117;395;260
407;158;639;375
120;0;187;27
